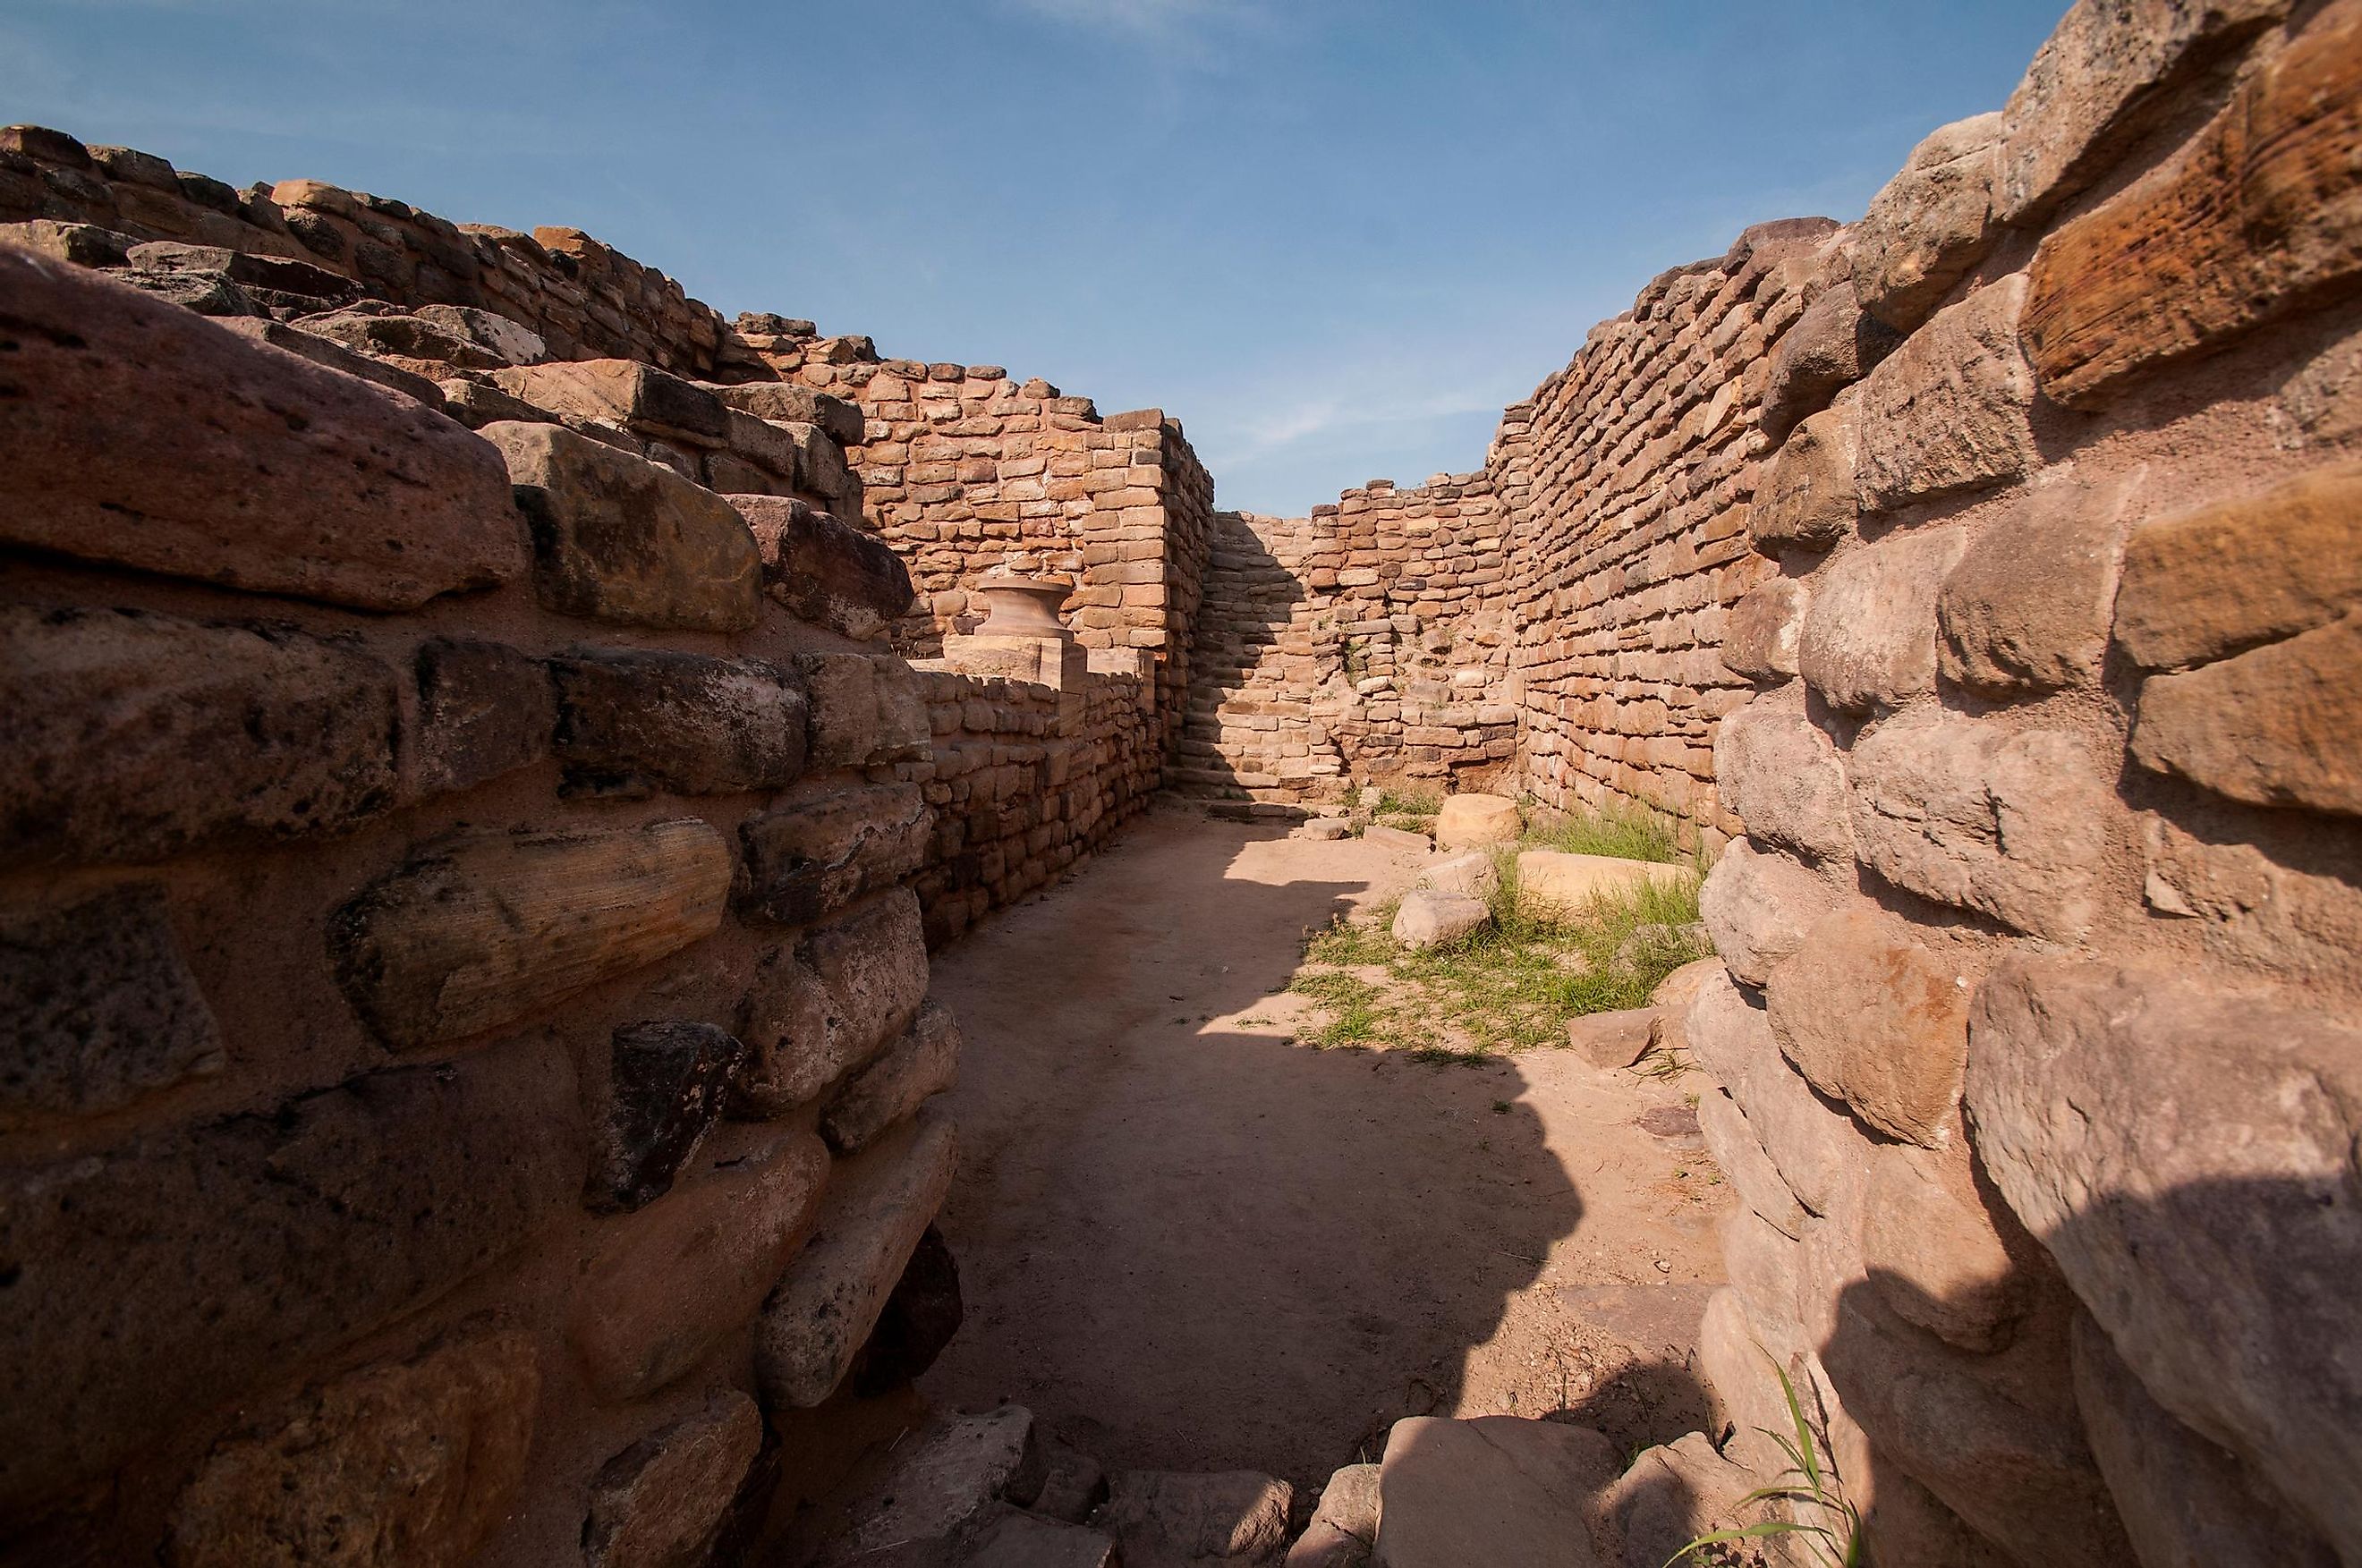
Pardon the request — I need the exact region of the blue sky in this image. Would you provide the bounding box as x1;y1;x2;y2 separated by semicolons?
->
3;0;2067;513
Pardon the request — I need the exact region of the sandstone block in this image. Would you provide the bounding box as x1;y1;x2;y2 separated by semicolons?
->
1862;1142;2027;1352
552;648;808;795
1852;113;2003;332
1392;888;1491;950
1361;824;1432;855
298;309;507;371
0;1040;582;1515
1286;1463;1379;1568
1720;577;1805;682
1563;1006;1658;1070
1694;1288;1805;1483
1996;0;2290;225
843;1223;965;1399
487;420;761;632
1847;711;2114;940
165;1326;539;1568
1697;1089;1808;1239
0;882;224;1122
572;1132;830;1401
0;216;132;266
2129;614;2362;817
1597;1433;1759;1568
0;248;525;609
1967;956;2362;1547
1100;1469;1296;1568
735;895;928;1120
2113;459;2362;670
1517;851;1695;915
1765;909;1970;1146
737;782;930;928
1712;698;1852;863
710;380;865;446
1721;1205;1805;1343
1682;970;1855;1216
755;1104;958;1408
2022;4;2362;404
1937;477;2129;694
829;1407;1046;1564
1797;525;1967;712
491;358;726;444
584;1391;766;1568
1417;851;1500;901
963;1507;1118;1568
1698;838;1828;987
330;818;731;1051
1374;1417;1615;1568
1856;275;2038;508
0;605;400;869
822;997;961;1154
413;637;554;796
1432;792;1520;849
1760;277;1905;444
588;1021;747;1215
732;494;914;640
217;316;446;408
801;651;926;770
1748;403;1857;554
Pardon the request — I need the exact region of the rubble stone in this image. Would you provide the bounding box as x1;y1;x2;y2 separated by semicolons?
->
1855;276;2038;508
1852;113;2004;332
583;1392;766;1568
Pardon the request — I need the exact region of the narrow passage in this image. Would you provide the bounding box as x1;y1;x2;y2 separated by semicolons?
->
920;804;1730;1494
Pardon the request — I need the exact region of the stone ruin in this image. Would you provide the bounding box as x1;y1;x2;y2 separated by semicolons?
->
0;0;2358;1563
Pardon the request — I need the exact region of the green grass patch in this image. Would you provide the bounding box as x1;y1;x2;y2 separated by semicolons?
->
1519;801;1693;865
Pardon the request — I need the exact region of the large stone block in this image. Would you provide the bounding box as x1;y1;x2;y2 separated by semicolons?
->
844;1223;965;1399
731;494;914;641
2131;614;2362;817
0;882;224;1122
0;1040;582;1516
1697;1088;1809;1239
1847;711;2115;941
1698;838;1828;987
486;420;761;632
330;818;731;1051
551;648;808;795
164;1326;539;1568
754;1103;957;1408
217;316;446;408
823;998;962;1154
1682;968;1856;1217
1765;909;1971;1147
735;888;929;1116
830;1406;1047;1564
2113;460;2362;670
737;782;930;928
412;637;554;796
1760;277;1904;444
1515;852;1694;915
572;1131;829;1402
1797;525;1967;712
1712;697;1852;863
1996;0;2291;225
490;359;727;445
798;651;928;770
1967;956;2362;1548
2022;4;2362;405
1432;792;1520;850
1747;403;1858;555
0;247;525;610
583;1391;766;1568
1856;275;2038;509
1373;1417;1615;1568
1720;577;1805;682
1937;476;2129;694
710;380;865;447
588;1021;747;1215
0;605;400;869
1862;1142;2027;1353
1852;113;2003;333
1392;887;1491;950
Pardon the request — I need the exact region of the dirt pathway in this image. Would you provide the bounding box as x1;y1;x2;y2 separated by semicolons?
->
919;804;1730;1490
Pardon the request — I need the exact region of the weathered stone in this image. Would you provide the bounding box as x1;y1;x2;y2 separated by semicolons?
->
1391;888;1491;950
738;782;930;928
711;379;866;448
551;648;808;795
1564;1006;1658;1070
1597;1432;1759;1568
294;308;505;370
828;1407;1045;1564
1031;1436;1110;1526
801;652;883;768
1720;577;1806;682
1862;1142;2028;1352
587;1021;748;1215
733;495;914;640
1748;403;1858;554
396;644;545;804
1099;1469;1295;1568
0;1039;582;1515
1967;956;2362;1548
583;1391;765;1568
871;657;932;763
823;997;960;1154
1721;1205;1805;1343
411;303;547;367
1516;852;1694;915
755;1104;957;1408
1856;276;2038;508
2113;460;2362;670
0;605;400;869
217;316;446;408
1847;710;2115;941
0;216;132;266
845;1223;965;1398
2129;613;2362;817
1285;1463;1379;1568
330;818;731;1051
1417;851;1500;901
1697;1089;1808;1239
1361;824;1432;855
165;1326;539;1568
1712;697;1852;863
1432;792;1520;849
1683;970;1855;1216
1765;909;1971;1147
572;1132;830;1401
491;358;726;443
963;1506;1118;1568
0;882;224;1121
1797;525;1967;712
2022;4;2362;404
1996;0;2291;225
1760;278;1906;444
1852;113;2003;332
0;250;525;608
1697;839;1828;989
1373;1417;1615;1568
2070;1309;2338;1568
487;420;761;633
1938;477;2130;694
437;376;557;431
1695;1288;1807;1482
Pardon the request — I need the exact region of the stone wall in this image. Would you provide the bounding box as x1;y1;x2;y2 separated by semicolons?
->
0;250;965;1564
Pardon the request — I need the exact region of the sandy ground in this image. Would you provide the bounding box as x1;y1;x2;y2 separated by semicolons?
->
919;803;1732;1491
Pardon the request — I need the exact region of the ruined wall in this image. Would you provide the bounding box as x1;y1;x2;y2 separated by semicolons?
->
0;250;966;1565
